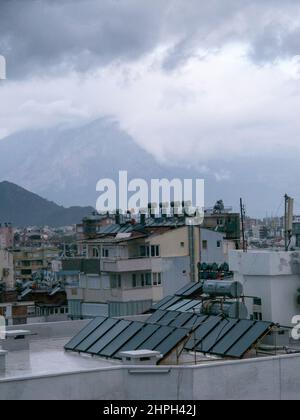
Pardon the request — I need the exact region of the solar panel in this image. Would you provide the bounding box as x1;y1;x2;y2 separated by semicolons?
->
75;318;119;352
176;300;201;312
167;299;192;312
225;321;272;358
187;302;202;313
183;314;208;330
184;282;203;297
152;295;175;310
198;318;238;353
137;325;174;350
87;320;132;355
146;310;167;324
64;317;107;351
158;296;182;310
169;312;194;328
118;324;160;353
155;311;180;326
155;328;189;356
185;316;222;350
175;283;195;296
211;319;254;356
100;321;144;358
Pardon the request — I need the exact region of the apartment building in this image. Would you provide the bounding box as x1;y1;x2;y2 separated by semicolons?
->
63;215;232;318
0;223;13;249
0;250;14;289
13;247;60;283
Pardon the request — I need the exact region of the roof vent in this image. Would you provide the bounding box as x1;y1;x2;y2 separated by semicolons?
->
119;350;162;365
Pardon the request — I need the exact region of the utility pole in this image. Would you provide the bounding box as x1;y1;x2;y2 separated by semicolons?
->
240;198;247;252
284;194;294;251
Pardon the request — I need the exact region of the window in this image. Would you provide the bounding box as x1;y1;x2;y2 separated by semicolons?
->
253;312;262;321
217;218;224;225
92;247;99;258
180;242;185;247
141;273;145;287
145;272;152;286
102;248;109;258
132;274;137;288
140;245;149;257
202;240;207;250
110;274;121;289
151;245;160;257
217;241;221;248
153;272;161;286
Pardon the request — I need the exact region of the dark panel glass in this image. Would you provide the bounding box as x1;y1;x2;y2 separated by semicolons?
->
169;312;194;328
211;320;254;356
87;320;132;355
75;318;119;352
137;326;174;350
118;324;160;353
167;299;191;312
101;322;144;358
226;321;272;358
156;311;180;326
199;319;238;353
185;316;222;350
64;317;107;350
155;328;189;356
146;310;167;324
159;296;182;310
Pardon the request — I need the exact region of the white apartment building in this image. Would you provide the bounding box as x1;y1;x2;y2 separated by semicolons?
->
64;219;232;319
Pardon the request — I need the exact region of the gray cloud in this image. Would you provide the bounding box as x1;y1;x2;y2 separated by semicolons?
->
2;0;300;79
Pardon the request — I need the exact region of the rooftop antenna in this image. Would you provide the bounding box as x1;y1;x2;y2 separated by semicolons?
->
240;198;247;252
284;194;294;251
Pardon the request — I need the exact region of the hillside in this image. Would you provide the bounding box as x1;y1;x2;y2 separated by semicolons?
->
0;181;94;227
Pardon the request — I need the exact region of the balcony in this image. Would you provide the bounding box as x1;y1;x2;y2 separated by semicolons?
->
101;257;153;272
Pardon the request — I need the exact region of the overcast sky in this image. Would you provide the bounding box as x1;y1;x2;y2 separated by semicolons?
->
1;0;300;166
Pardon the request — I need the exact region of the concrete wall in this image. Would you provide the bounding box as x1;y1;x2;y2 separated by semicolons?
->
1;352;300;400
7;319;89;340
200;228;226;264
229;250;300;326
161;256;190;296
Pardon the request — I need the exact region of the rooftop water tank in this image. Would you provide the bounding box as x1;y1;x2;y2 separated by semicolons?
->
203;280;243;298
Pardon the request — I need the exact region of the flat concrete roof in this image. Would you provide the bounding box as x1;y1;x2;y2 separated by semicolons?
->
0;336;120;381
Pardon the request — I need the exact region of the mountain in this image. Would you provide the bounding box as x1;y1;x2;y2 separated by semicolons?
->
0;181;94;227
0;118;298;217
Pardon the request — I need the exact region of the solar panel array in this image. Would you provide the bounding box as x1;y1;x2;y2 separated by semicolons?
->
65;310;272;361
146;310;272;358
65;316;189;359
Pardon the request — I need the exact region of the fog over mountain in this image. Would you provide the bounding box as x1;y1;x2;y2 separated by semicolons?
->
0;118;298;217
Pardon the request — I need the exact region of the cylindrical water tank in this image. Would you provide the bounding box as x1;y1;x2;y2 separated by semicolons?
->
203;280;243;298
201;301;248;319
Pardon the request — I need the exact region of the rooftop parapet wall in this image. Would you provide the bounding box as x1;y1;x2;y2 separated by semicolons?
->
229;250;300;276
